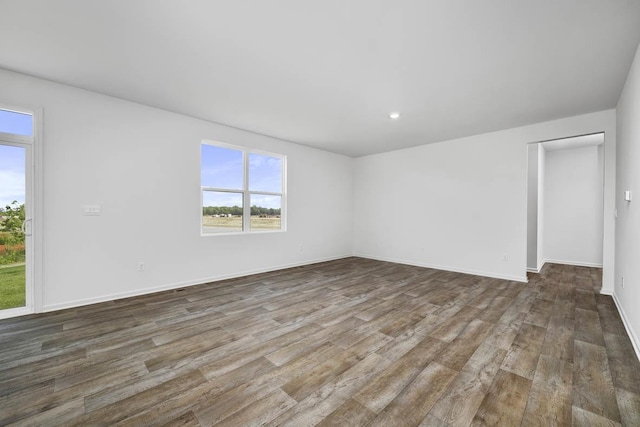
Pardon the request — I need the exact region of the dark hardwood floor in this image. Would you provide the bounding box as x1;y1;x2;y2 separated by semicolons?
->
1;257;639;426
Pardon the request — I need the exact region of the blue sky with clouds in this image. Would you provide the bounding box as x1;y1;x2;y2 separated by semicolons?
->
0;110;29;209
0;109;32;136
201;145;282;209
0;145;26;209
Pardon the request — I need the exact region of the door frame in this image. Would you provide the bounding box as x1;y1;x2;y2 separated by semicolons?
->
0;102;43;319
525;132;606;278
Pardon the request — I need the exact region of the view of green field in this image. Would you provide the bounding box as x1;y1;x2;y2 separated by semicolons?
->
0;264;25;310
202;215;281;233
0;201;26;310
250;216;281;230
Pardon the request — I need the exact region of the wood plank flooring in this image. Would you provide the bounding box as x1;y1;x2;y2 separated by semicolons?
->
1;257;639;426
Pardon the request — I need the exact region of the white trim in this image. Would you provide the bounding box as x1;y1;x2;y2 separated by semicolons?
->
0;305;32;320
352;253;528;283
528;259;603;274
42;254;351;312
0;131;32;144
543;258;603;268
538;259;546;272
243;149;250;232
600;284;614;296
526;259;546;273
610;292;640;363
32;107;44;313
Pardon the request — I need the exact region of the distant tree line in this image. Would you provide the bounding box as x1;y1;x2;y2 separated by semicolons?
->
250;206;280;216
203;205;281;216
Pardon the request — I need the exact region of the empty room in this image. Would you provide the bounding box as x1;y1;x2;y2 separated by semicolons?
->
1;1;640;425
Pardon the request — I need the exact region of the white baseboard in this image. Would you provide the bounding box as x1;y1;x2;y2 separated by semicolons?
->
42;254;352;313
544;258;603;268
537;259;546;272
353;253;528;283
538;259;546;272
600;285;615;296
526;259;546;274
611;292;640;363
0;306;33;320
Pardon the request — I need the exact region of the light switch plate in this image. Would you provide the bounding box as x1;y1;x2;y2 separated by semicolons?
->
624;190;632;202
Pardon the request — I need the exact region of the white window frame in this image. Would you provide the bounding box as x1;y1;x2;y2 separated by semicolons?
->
200;140;287;236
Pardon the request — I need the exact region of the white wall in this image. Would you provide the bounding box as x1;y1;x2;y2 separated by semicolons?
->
536;145;546;270
526;144;539;270
543;145;604;267
0;69;353;311
615;40;640;358
353;110;616;286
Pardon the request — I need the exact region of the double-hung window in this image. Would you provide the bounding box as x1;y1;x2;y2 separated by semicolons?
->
201;141;286;235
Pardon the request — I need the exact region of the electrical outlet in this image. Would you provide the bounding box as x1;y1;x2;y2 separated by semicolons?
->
503;255;508;261
138;262;145;272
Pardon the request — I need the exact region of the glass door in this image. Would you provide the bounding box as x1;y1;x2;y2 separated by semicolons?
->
0;107;33;317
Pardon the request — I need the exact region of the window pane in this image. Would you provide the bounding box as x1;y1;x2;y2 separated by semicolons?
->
250;194;281;231
202;191;243;233
0;145;26;208
0;145;26;309
0;109;32;136
249;153;282;193
201;144;243;189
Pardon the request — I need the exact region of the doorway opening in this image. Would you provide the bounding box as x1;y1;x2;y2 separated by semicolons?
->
526;133;605;285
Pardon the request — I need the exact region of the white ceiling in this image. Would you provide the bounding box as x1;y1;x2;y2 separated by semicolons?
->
1;1;639;157
541;133;604;151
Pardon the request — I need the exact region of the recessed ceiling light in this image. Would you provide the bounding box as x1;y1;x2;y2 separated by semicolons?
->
389;112;400;119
